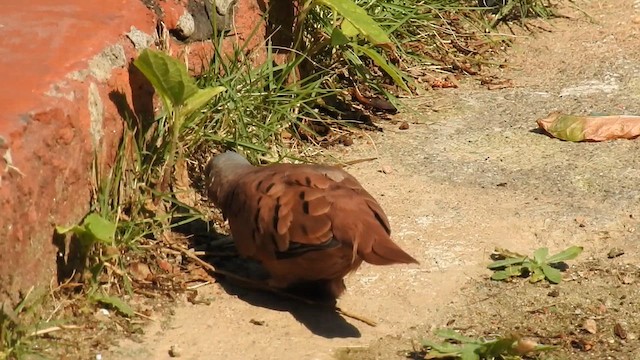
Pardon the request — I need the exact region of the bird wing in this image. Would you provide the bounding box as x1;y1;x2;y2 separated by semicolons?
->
220;163;418;265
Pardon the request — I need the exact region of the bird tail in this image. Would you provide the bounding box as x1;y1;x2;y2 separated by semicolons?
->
361;238;419;266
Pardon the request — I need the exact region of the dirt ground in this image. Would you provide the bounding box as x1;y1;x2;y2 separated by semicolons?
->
109;1;640;359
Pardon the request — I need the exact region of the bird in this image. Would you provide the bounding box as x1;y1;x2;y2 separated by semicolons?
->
204;151;419;299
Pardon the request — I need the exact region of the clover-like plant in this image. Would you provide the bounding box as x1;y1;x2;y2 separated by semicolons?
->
488;246;583;284
420;329;555;360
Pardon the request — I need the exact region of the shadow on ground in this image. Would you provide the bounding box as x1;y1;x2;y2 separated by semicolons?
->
172;217;362;339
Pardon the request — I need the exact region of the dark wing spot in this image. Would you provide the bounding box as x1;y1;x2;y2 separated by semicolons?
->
255;179;264;192
369;206;391;235
273;197;281;233
305;176;312;187
254;205;262;233
299;191;306;200
265;182;275;193
275;237;341;259
302;201;310;214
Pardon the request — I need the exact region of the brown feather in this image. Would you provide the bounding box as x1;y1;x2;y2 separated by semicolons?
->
205;152;419;298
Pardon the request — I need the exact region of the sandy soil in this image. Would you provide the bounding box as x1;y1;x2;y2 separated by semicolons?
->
110;1;640;359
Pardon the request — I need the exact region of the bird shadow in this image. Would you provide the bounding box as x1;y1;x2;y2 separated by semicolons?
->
172;217;362;339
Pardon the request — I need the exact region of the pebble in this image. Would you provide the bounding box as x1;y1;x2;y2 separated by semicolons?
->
169;345;182;357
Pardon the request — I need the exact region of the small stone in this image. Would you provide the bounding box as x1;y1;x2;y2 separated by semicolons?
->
621;275;634;285
583;318;597;334
176;11;195;38
607;248;625;258
575;216;587;227
169;345;182;357
398;121;410;130
614;323;627;339
95;308;110;321
340;136;354;146
250;319;265;326
380;165;393;174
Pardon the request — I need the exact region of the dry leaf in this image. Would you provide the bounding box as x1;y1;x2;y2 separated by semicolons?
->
129;262;152;282
537;112;640;142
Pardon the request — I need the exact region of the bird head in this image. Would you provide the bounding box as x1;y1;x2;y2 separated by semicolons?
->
204;151;252;204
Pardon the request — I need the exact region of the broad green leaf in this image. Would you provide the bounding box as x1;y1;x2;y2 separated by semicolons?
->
340;19;359;38
546;246;584;264
530;267;546;283
55;224;85;237
330;27;351;47
92;294;134;317
541;264;563;284
487;257;526;269
479;336;517;356
316;0;392;46
352;44;410;92
55;213;115;246
179;86;227;119
491;270;511;281
492;265;524;280
435;329;480;344
420;339;460;354
533;247;549;264
134;49;199;110
460;345;481;360
83;213;116;245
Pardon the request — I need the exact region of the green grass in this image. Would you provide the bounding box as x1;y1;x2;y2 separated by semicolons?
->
1;1;567;358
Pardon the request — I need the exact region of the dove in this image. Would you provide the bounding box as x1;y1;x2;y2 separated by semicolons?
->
205;151;419;298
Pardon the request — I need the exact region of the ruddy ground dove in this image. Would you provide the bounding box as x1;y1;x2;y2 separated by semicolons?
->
205;151;419;298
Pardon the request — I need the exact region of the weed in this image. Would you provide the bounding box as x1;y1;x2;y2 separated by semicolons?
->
0;288;49;360
488;246;583;283
418;328;556;359
486;0;560;28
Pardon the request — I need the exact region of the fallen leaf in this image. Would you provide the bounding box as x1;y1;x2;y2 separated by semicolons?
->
536;112;640;142
129;262;152;282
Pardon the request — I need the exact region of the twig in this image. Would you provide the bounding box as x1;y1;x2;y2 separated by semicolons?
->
29;325;81;337
187;281;212;290
134;311;156;321
335;307;377;327
336;157;379;168
167;243;377;327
